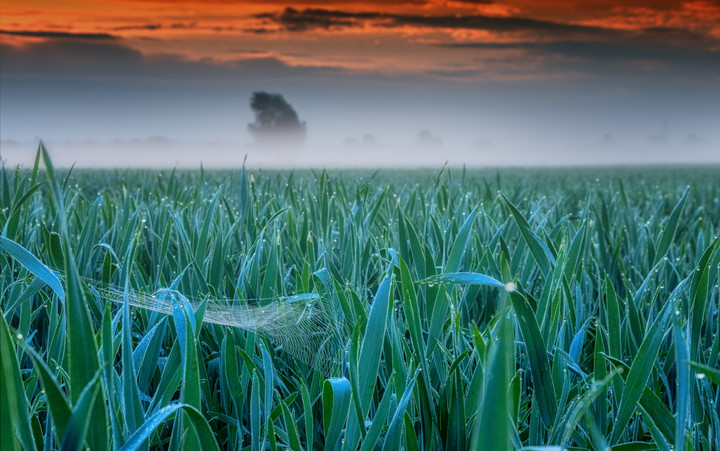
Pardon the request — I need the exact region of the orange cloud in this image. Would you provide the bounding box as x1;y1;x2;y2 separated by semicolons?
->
2;0;718;83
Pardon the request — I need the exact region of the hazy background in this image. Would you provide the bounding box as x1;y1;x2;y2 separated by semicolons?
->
1;0;718;168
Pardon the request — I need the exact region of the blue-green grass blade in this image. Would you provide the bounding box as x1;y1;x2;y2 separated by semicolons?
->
471;313;512;451
20;342;72;446
0;235;65;303
688;362;720;385
280;400;302;451
300;380;313;450
610;295;676;443
420;271;505;288
0;310;36;451
501;193;555;275
653;188;688;265
509;290;557;427
322;377;351;451
383;368;419;450
59;371;102;451
358;381;393;451
118;404;220;451
40;143;107;448
358;264;393;412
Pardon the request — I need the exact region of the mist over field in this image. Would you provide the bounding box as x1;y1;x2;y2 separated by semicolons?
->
2;135;718;169
1;70;718;167
2;0;719;168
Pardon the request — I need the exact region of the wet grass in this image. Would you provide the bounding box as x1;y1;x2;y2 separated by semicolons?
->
1;144;719;450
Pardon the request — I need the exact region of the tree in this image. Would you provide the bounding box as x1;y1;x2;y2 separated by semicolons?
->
248;91;306;146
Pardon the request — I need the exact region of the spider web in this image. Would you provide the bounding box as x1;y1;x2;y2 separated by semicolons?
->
92;283;347;374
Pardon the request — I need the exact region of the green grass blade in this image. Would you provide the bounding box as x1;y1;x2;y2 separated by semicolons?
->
653;188;688;265
20;342;72;445
358;381;393;451
559;370;618;444
688;362;720;385
119;404;220;451
280;400;302;451
251;371;261;451
501;193;555;275
0;310;36;451
471;313;512;450
40;143;107;448
383;368;419;450
323;377;351;451
420;271;505;288
358;264;393;413
59;371;102;451
300;380;313;450
509;290;557;427
611;296;675;443
0;235;65;302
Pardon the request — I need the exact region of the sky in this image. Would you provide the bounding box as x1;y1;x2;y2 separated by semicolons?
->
1;0;719;167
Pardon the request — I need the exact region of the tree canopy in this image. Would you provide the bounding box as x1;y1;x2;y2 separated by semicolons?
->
248;91;306;146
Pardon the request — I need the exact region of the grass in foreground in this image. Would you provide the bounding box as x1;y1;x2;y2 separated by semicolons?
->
1;145;719;450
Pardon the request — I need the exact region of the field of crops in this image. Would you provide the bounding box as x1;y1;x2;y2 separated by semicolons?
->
1;144;719;450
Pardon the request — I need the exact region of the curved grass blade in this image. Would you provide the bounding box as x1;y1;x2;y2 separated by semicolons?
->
19;342;72;445
653;188;688;265
610;295;676;443
501;193;555;275
118;404;220;451
358;382;393;451
345;261;393;448
688;362;720;385
280;400;302;451
0;310;36;451
59;371;102;451
471;312;512;451
420;272;505;288
40;143;106;448
323;377;351;451
559;370;618;444
384;368;419;450
509;291;557;427
0;235;65;303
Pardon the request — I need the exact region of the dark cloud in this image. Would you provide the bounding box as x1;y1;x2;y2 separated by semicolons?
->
243;27;275;34
169;22;198;29
0;39;344;83
100;21;234;33
254;7;378;32
253;7;720;77
253;7;614;38
438;31;720;81
111;24;163;31
0;29;117;40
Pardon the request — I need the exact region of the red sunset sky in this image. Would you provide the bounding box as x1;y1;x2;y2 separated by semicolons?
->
1;1;718;166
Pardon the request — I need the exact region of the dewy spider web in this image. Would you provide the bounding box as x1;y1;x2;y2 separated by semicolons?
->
90;281;347;374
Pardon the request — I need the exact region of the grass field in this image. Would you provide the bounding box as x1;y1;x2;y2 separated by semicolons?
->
1;145;719;450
